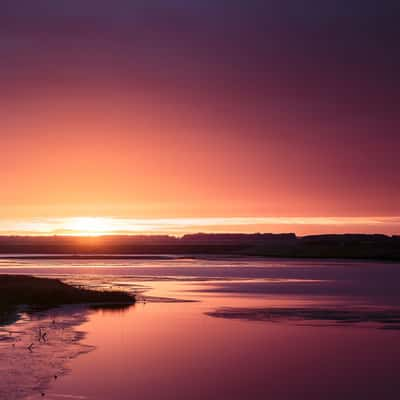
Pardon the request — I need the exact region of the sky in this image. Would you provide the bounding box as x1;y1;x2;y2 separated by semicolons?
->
1;1;399;235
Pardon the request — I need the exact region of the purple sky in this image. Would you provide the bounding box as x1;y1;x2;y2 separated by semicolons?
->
0;1;399;234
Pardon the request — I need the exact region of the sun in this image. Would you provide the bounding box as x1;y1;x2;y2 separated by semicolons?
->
61;217;116;236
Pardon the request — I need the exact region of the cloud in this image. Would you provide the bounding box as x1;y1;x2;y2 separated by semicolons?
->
0;216;399;236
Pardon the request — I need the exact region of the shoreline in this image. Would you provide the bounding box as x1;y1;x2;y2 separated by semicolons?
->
1;253;400;262
0;233;399;261
0;275;135;325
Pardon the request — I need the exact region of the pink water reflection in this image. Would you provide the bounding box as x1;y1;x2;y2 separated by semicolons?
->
46;292;400;399
3;257;400;399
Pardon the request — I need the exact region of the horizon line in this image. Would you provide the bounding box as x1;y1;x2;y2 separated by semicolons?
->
0;232;399;239
0;216;399;237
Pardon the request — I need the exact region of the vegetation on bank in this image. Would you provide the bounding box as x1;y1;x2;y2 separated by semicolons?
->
0;275;135;324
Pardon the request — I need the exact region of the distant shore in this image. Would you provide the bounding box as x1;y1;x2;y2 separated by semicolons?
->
0;275;135;325
0;233;399;261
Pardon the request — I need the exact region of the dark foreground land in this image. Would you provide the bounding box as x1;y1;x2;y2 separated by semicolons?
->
0;233;399;260
0;275;135;324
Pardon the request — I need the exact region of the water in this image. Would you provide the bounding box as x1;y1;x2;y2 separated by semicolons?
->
1;256;400;399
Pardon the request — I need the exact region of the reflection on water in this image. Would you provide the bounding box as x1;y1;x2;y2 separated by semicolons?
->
0;303;136;400
1;257;400;399
88;304;133;315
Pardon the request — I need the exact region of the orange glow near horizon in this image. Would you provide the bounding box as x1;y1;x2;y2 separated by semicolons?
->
1;94;399;229
1;2;399;239
0;216;399;237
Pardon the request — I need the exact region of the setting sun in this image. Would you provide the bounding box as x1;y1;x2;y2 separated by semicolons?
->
61;217;118;236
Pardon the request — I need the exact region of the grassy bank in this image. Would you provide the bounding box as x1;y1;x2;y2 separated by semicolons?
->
0;275;135;324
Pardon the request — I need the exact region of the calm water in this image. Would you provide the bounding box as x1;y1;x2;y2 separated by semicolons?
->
1;256;400;400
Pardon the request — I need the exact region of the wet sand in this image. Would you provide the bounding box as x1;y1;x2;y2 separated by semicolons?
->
0;306;94;400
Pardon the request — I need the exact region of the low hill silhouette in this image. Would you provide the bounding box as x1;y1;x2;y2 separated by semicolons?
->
0;233;399;260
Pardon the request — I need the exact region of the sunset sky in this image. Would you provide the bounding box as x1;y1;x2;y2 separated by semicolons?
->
1;1;399;236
